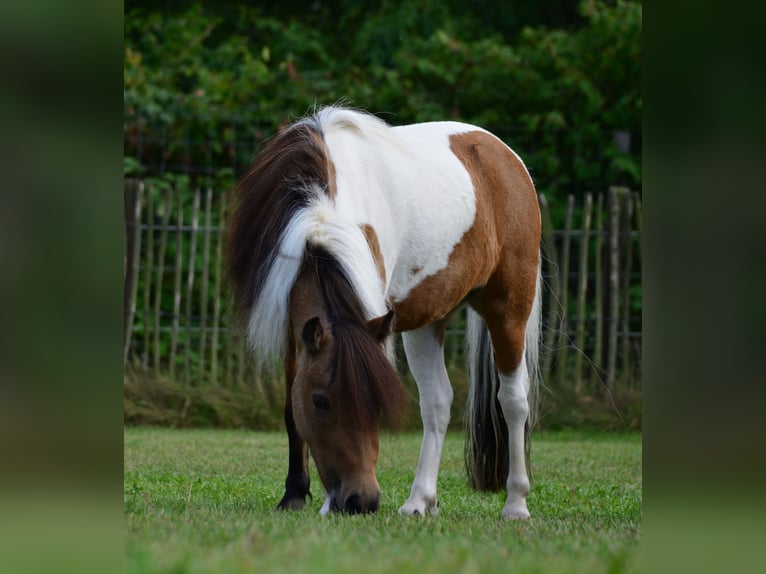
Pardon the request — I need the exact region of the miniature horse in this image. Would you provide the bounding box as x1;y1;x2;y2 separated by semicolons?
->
226;107;541;519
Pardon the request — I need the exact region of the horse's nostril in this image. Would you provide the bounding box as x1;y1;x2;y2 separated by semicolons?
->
344;493;380;514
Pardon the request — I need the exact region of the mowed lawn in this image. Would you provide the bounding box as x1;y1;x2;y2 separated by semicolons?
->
125;428;641;574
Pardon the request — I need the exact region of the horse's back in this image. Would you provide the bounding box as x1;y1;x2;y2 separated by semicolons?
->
316;109;539;331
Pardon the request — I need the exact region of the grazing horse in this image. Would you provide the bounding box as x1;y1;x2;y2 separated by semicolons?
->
226;106;541;519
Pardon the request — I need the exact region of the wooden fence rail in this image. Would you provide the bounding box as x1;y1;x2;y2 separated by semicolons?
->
124;180;642;395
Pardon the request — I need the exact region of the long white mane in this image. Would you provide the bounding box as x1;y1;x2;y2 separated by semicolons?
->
246;108;390;358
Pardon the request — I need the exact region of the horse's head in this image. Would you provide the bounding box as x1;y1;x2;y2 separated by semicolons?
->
291;308;404;514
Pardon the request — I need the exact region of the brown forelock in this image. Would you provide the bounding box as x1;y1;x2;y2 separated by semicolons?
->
307;246;407;429
224;119;336;319
392;131;540;338
360;224;386;285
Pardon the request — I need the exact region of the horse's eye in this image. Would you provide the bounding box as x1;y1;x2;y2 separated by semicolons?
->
312;392;330;412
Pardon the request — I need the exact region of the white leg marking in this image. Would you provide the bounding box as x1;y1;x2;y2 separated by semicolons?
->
319;491;332;516
497;360;531;520
398;327;453;516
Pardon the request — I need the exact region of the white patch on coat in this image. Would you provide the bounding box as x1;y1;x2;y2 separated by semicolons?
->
319;111;488;306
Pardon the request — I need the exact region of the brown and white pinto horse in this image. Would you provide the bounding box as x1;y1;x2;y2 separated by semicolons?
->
226;107;541;519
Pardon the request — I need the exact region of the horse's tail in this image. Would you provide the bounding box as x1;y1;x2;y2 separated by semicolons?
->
464;261;542;491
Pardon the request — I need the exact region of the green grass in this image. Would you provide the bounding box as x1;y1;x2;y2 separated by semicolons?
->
125;428;641;573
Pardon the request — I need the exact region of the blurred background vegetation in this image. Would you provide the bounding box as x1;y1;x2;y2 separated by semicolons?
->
125;0;641;210
124;0;642;432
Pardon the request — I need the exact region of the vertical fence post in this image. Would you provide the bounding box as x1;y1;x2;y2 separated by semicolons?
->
633;191;642;269
153;187;172;373
124;180;143;365
141;184;154;368
538;194;559;382
606;187;624;387
184;188;201;384
593;193;605;384
574;193;593;394
169;185;184;380
124;179;136;342
620;191;634;384
555;195;575;385
211;193;226;387
198;188;213;382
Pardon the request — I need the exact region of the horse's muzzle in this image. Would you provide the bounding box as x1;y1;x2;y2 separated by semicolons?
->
342;492;381;514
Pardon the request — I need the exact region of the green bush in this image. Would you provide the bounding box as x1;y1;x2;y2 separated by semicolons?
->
124;0;642;208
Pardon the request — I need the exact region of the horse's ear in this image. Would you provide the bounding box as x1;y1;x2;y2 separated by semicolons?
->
302;317;325;354
366;309;395;342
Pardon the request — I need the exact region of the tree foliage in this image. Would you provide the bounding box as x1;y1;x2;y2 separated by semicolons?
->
124;0;641;206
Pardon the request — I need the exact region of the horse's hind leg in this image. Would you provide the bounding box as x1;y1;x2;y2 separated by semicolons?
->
497;360;531;519
398;322;454;516
475;280;537;520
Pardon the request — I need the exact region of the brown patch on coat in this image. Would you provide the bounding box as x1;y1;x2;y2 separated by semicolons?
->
360;224;386;285
392;131;540;373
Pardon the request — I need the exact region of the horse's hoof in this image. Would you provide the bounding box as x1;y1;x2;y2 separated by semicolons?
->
398;503;423;516
502;504;530;520
276;496;306;511
398;497;438;517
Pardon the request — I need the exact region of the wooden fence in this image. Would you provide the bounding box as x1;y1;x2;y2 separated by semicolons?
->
124;180;641;396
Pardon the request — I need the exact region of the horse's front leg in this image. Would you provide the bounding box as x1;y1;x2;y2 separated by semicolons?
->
398;324;453;516
276;402;311;510
276;340;311;510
